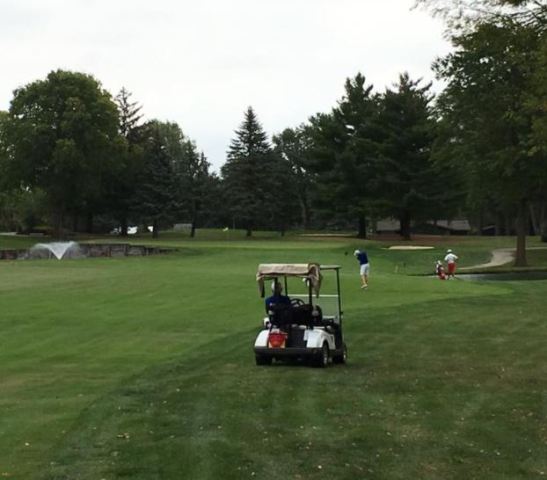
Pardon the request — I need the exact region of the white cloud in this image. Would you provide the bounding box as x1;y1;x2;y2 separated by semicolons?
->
0;0;451;170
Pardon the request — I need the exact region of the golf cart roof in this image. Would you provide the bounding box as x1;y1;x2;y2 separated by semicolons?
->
256;263;322;297
257;263;321;278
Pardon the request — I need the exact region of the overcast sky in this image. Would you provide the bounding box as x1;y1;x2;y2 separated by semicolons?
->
1;0;451;171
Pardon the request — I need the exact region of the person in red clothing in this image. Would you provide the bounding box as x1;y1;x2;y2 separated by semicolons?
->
444;249;459;279
435;260;446;280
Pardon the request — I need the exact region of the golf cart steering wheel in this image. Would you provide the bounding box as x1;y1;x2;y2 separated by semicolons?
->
291;298;305;307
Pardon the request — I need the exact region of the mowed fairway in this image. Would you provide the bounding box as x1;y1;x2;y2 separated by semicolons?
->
1;236;546;479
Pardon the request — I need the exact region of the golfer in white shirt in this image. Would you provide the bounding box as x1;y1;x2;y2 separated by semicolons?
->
444;249;459;278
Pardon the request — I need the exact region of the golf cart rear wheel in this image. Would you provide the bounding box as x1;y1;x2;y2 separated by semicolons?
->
333;342;348;364
314;343;329;368
255;354;272;366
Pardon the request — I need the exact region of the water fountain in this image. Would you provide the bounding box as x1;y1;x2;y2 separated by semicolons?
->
0;241;173;261
29;241;82;260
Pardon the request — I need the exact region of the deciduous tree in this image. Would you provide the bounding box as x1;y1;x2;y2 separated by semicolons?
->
434;21;545;264
2;70;125;237
273;126;315;229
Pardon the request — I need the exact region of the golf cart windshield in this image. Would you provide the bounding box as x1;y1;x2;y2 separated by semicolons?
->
256;263;322;297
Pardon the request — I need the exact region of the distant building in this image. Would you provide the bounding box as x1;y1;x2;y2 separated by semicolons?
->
428;219;471;235
173;223;192;232
375;218;471;235
375;219;400;234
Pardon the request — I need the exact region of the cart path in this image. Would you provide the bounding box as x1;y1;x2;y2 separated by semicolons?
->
460;246;547;270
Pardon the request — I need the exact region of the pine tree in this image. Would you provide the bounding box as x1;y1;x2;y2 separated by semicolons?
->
307;73;380;237
221;107;274;236
174;141;212;237
375;73;445;240
110;87;144;236
133;121;176;238
116;87;142;141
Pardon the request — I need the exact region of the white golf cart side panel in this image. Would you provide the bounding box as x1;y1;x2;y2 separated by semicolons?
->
304;328;336;350
255;330;270;348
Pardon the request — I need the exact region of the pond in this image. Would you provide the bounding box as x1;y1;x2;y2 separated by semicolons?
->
0;243;175;261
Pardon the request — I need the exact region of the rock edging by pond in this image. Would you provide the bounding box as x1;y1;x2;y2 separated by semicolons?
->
0;243;175;261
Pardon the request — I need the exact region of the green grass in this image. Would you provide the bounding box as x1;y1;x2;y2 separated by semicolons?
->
0;235;546;479
0;235;47;250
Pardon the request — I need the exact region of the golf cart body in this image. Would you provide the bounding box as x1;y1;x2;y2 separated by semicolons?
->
254;263;347;367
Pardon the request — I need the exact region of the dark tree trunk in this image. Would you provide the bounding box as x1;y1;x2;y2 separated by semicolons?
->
120;217;128;237
529;203;539;236
190;202;199;238
540;202;547;243
246;227;252;237
152;219;159;239
299;198;310;230
357;214;367;239
72;214;78;233
515;200;528;267
86;213;93;234
400;211;411;241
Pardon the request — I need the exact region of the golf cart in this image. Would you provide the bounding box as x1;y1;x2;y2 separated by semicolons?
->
254;263;347;367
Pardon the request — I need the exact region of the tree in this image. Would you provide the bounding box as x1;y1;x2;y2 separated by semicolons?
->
272;126;316;229
199;173;230;229
0;188;47;233
415;0;547;32
528;34;547;241
434;21;545;265
0;110;8;192
174;141;212;237
132;121;178;238
221;107;277;236
116;87;143;141
110;88;144;236
307;73;380;237
375;73;448;239
2;70;125;237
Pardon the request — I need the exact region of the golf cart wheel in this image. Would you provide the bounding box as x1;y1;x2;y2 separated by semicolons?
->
314;343;329;368
255;354;272;366
333;342;348;364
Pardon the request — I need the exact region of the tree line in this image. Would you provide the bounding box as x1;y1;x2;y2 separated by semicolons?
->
0;69;444;240
0;73;216;238
1;0;546;265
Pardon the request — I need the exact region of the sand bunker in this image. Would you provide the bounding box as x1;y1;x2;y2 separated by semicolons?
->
387;245;435;250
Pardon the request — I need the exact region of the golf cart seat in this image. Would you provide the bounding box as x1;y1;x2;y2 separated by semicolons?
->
269;302;323;329
292;303;323;327
268;304;294;328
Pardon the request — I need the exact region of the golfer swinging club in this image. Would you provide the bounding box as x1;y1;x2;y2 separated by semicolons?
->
354;249;370;289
